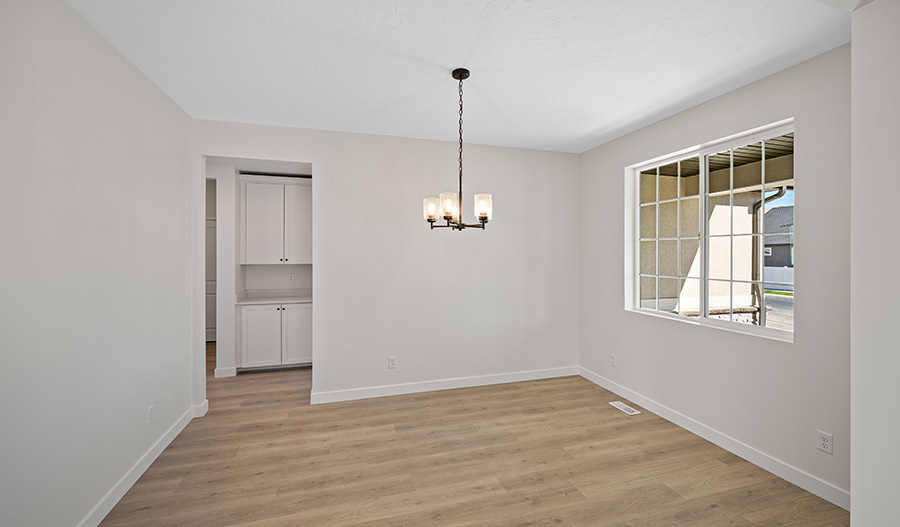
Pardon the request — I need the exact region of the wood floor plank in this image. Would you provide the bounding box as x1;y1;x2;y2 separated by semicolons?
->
100;345;849;526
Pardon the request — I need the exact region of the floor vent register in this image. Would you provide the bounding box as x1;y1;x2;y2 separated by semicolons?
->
609;401;641;415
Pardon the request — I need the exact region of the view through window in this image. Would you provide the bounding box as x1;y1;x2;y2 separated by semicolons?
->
636;126;794;334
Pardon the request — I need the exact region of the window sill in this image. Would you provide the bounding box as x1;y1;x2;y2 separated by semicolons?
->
626;307;794;343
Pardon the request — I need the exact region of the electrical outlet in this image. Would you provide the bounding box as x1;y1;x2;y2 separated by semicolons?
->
148;405;154;425
288;273;294;282
610;353;617;367
816;430;833;454
388;356;397;369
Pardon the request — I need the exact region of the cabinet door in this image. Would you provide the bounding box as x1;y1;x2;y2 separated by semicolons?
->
244;182;285;264
284;184;312;264
282;303;312;365
242;305;283;367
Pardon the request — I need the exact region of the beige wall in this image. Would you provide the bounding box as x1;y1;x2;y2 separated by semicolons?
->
850;0;900;523
192;120;582;403
580;46;850;506
0;1;194;526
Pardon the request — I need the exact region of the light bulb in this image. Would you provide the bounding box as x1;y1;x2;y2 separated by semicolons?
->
474;194;492;221
439;192;458;220
423;198;439;221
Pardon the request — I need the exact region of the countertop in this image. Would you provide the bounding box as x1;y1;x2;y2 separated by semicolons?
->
236;290;312;305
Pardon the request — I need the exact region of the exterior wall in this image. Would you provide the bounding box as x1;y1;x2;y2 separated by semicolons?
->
765;245;792;268
580;45;850;506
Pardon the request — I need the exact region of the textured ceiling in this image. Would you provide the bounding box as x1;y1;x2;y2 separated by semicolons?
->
65;0;849;153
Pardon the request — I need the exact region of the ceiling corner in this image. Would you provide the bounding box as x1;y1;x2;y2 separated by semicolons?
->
811;0;876;12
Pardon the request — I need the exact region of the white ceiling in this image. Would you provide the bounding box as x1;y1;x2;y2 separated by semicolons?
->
65;0;849;153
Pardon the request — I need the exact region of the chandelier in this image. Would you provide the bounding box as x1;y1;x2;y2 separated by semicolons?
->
423;68;493;230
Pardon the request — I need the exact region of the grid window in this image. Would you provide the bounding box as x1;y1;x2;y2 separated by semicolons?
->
632;122;794;336
638;156;702;315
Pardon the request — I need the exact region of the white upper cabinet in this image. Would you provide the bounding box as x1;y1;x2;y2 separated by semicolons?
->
285;185;312;264
241;178;311;264
243;182;285;264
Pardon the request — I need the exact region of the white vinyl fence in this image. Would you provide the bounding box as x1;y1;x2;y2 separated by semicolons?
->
765;266;794;292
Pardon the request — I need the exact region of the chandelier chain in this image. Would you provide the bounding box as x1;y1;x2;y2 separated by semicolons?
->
458;77;464;186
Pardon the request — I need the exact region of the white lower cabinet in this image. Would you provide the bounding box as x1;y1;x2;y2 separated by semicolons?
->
282;303;313;365
241;303;312;368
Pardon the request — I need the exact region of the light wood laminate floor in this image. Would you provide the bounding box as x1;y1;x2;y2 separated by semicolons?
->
101;344;849;526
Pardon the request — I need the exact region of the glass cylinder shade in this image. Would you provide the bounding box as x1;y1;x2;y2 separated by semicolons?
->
423;198;439;221
474;194;493;221
439;192;458;220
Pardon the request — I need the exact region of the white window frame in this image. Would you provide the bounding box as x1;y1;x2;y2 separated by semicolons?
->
625;118;794;342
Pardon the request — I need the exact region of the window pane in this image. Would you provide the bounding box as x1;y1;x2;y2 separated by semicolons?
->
659;201;678;238
641;170;656;204
659;240;678;276
708;193;730;236
640;277;657;310
732;282;762;327
764;234;793;280
659;161;678;201
659;278;679;313
679;157;701;198
679;278;701;316
732;234;759;282
732;188;763;235
708;280;731;320
764;284;794;332
680;239;700;278
708;151;731;194
640;241;657;275
708;236;730;281
732;142;762;189
680;197;700;238
640;205;656;239
763;186;793;236
764;134;793;185
763;198;793;236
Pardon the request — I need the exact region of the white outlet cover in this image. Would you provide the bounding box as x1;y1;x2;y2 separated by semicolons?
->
816;429;833;454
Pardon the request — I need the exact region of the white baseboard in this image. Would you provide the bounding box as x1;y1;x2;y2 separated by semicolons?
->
77;404;199;527
311;366;580;405
193;399;209;417
578;366;850;510
214;366;237;378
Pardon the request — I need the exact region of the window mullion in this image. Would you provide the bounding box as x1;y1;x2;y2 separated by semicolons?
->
700;155;709;319
655;167;660;311
729;149;734;321
760;141;767;327
676;161;682;315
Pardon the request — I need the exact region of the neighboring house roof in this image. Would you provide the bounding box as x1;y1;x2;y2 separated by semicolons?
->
765;206;794;245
